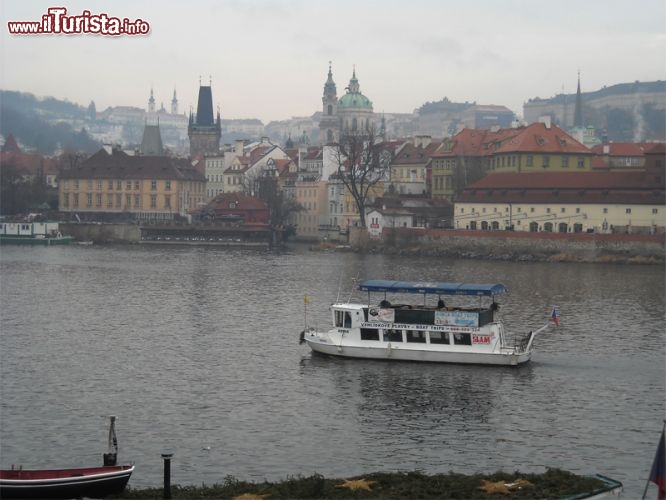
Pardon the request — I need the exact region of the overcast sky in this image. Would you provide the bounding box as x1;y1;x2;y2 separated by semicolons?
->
2;0;665;124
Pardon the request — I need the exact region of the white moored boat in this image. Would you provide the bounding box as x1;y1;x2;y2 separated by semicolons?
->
301;280;555;366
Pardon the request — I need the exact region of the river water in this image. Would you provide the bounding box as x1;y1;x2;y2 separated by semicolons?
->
0;244;664;497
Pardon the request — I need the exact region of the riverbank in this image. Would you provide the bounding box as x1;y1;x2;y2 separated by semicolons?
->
112;468;622;499
341;227;666;264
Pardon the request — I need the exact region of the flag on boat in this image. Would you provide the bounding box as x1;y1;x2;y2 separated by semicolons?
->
550;306;560;326
646;424;666;499
303;294;310;304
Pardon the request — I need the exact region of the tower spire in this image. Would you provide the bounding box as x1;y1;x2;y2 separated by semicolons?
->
573;70;583;128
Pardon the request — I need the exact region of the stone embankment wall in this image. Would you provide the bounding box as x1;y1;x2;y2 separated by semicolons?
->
351;227;665;264
61;223;141;243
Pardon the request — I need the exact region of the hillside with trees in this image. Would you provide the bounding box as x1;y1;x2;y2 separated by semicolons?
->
0;90;100;155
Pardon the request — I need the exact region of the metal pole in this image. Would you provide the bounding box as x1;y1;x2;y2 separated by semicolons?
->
161;453;173;500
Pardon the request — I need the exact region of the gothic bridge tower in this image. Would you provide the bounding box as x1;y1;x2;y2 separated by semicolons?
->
188;80;221;158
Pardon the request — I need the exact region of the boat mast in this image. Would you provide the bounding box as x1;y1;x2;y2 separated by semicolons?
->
104;416;118;466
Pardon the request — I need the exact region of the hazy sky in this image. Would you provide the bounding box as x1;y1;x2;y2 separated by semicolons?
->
2;0;665;124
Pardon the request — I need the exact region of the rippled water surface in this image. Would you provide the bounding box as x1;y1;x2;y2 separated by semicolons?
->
1;244;664;496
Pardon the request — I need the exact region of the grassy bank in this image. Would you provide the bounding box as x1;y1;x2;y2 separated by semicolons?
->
112;468;619;499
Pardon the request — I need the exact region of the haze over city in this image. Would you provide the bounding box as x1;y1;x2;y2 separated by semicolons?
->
1;0;665;123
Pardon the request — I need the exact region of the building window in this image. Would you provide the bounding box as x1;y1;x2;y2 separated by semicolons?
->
125;194;131;207
164;195;171;209
134;195;141;208
577;157;585;168
561;156;569;168
151;180;157;190
603;208;608;214
530;207;535;213
96;193;102;207
135;180;140;190
150;195;157;208
546;208;551;214
107;179;113;190
97;180;103;190
86;193;92;208
63;193;69;208
576;207;580;214
73;193;79;208
626;208;632;214
116;194;121;207
87;179;93;190
117;180;122;190
526;156;533;167
653;208;659;214
561;207;566;213
542;156;550;168
126;180;132;190
165;180;171;191
107;194;113;208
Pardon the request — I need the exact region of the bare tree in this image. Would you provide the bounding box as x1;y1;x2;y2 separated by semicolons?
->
330;127;389;228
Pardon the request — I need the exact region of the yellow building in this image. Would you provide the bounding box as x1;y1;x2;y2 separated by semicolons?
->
58;147;206;221
454;167;665;234
431;122;594;202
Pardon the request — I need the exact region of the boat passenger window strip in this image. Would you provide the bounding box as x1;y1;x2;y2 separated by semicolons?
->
383;329;403;342
429;331;450;344
406;330;427;343
360;328;380;341
453;333;472;345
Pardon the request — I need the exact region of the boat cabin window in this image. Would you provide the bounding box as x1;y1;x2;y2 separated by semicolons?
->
360;328;380;341
383;329;403;342
334;310;353;328
429;331;450;344
406;330;426;343
453;333;472;345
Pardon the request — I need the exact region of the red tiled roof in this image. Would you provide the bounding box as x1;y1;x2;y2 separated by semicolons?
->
207;192;268;211
590;142;653;156
458;171;665;205
58;148;205;181
433;123;590;158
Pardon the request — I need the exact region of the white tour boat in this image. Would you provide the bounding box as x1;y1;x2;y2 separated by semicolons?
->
301;279;556;366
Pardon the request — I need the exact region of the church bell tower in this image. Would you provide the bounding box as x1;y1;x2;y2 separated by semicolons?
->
319;62;338;145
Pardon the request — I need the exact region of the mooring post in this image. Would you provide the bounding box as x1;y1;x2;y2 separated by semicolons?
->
161;452;173;499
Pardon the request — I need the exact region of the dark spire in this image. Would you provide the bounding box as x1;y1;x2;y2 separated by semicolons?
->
573;71;583;128
195;85;215;126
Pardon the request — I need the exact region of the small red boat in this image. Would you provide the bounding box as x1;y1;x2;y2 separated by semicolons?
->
0;464;135;499
0;416;134;499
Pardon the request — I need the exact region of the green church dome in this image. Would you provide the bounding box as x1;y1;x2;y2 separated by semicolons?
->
338;92;373;109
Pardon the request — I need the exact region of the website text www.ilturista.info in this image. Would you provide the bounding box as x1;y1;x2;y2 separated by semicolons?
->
7;7;150;36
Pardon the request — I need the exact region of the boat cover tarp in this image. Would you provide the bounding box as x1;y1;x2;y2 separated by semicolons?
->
359;280;507;296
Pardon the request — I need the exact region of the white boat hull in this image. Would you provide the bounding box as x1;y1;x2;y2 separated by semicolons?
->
304;334;531;366
300;280;551;368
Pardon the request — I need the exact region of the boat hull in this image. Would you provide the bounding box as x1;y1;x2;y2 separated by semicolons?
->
0;465;134;499
0;236;75;246
305;336;531;366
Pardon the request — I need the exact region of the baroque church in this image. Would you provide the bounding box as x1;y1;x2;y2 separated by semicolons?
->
319;64;375;145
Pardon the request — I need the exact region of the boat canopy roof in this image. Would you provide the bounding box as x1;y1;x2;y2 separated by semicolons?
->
359;280;507;297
